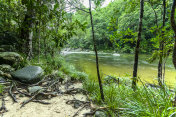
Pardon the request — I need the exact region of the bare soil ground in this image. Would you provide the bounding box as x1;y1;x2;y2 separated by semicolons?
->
0;82;92;117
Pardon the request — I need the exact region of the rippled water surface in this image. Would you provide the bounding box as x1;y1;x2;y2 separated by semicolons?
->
64;52;176;87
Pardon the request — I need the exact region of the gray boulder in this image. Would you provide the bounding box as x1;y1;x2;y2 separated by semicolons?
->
0;52;23;66
28;86;43;94
95;111;107;117
11;66;44;84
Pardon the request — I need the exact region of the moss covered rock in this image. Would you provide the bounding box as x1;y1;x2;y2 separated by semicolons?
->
0;52;23;66
0;64;15;73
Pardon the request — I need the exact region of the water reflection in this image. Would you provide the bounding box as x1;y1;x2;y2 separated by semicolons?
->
64;52;176;87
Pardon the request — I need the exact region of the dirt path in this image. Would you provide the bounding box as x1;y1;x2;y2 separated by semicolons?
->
0;83;91;117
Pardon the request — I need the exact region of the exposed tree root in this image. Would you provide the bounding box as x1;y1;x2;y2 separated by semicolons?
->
0;97;8;114
1;75;91;116
72;103;90;117
32;100;50;105
8;83;17;103
64;88;87;95
20;90;41;108
14;82;31;97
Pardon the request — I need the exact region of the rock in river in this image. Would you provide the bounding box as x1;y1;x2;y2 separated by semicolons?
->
11;66;44;84
0;52;23;66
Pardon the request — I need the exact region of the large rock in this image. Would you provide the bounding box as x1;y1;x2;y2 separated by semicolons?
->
0;52;23;66
11;66;44;84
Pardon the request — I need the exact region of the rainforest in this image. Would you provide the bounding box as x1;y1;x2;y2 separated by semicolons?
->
0;0;176;116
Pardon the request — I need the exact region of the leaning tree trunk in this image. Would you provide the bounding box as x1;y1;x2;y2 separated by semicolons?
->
132;0;144;90
89;0;104;101
171;0;176;69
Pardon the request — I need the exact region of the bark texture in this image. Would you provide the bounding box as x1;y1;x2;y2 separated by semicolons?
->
132;0;144;90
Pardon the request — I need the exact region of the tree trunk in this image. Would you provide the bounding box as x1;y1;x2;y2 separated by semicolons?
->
21;0;34;60
89;0;104;101
27;24;33;60
38;22;41;63
158;0;166;86
171;0;176;69
132;0;144;90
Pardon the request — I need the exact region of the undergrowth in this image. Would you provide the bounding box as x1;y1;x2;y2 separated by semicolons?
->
26;55;88;81
83;76;176;117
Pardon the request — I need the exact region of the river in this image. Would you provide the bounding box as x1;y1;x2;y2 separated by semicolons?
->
63;51;176;87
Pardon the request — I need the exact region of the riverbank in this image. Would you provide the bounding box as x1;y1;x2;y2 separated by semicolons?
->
0;55;107;117
1;54;176;117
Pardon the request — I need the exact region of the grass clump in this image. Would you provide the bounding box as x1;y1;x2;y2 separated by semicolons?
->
83;76;176;117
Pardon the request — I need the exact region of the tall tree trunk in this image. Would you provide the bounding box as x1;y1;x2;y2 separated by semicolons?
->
132;0;144;90
21;0;34;60
171;0;176;69
89;0;104;101
158;0;166;86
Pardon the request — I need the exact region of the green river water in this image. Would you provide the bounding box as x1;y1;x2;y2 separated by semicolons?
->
64;52;176;87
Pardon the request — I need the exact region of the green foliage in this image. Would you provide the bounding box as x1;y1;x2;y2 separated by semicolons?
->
60;61;88;81
68;0;174;54
0;84;4;94
83;77;176;116
25;54;88;81
56;71;64;78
